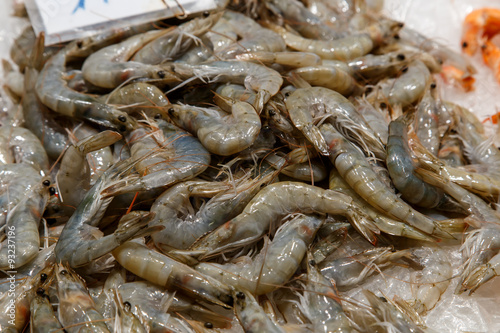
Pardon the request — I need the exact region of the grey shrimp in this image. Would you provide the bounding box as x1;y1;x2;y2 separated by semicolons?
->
151;169;277;251
168;60;283;112
36;41;137;132
54;159;158;267
112;240;233;308
267;19;400;61
195;214;324;295
234;289;285;333
347;50;413;81
353;96;389;145
236;51;321;68
82;29;180;89
187;181;374;258
320;123;450;239
102;119;210;197
214;10;286;59
289;65;362;96
386;115;461;211
415;81;440;156
56;130;122;212
22;33;69;160
133;12;222;64
56;264;111;333
295;253;353;333
265;152;328;182
30;291;64;333
0;165;51;270
0;126;49;174
167;99;261;156
285;86;385;159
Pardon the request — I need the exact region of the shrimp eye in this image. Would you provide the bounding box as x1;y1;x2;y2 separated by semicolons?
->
284;92;291;97
393;34;400;40
154;113;162;119
157;70;166;78
236;291;245;299
123;301;131;311
365;86;373;94
397;22;404;28
76;40;83;48
380;102;387;109
40;273;48;282
118;115;127;122
309;259;316;266
430;82;437;89
60;270;68;275
462;41;468;48
42;180;51;187
396;53;405;61
36;288;45;295
401;66;408;73
203;11;210;17
481;44;487;50
49;187;57;195
268;109;276;116
204;322;213;328
379;296;388;302
119;125;127;132
168;108;175;115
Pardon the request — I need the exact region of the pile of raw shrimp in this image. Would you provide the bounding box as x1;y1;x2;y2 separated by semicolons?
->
1;0;499;332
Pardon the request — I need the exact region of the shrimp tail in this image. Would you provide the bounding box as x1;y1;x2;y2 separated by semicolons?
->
115;211;161;242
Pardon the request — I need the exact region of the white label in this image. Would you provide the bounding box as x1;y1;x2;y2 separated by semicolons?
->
25;0;217;45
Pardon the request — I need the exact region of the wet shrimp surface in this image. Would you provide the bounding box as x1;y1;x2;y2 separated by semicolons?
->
1;0;499;332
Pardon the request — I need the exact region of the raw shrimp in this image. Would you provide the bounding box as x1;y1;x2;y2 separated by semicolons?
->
320;247;411;290
168;60;283;112
267;19;400;61
233;290;285;333
215;10;286;59
406;246;452;315
103;119;210;197
437;129;466;167
216;83;258;106
289;65;362;96
151;169;276;251
101;82;170;118
22;33;69;160
347;51;411;81
187;181;374;258
167;99;261;156
55;264;111;333
0;126;49;174
285;86;385;159
329;168;434;242
369;59;431;108
353;96;389;145
54;158;158;267
82;29;180;89
133;12;222;64
195;214;324;295
266;153;328;182
320;123;450;239
112;240;233;308
30;291;63;333
36;41;137;132
415;82;440;156
295;253;353;333
112;289;147;333
57;130;122;210
236;51;321;68
0;166;51;270
387;115;454;210
460;248;500;295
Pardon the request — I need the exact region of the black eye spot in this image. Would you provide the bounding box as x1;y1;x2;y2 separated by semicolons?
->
40;273;48;282
123;301;131;311
36;288;45;295
119;125;127;132
481;44;487;50
157;70;166;78
203;11;210;17
236;291;245;299
397;22;404;28
46;218;57;225
49;187;56;195
462;41;468;48
118;115;127;122
380;296;388;302
396;53;405;61
401;66;408;73
60;270;68;275
284;92;291;97
268;109;276;116
430;82;437;89
365;86;373;94
168;107;175;115
76;40;83;48
154;113;162;119
42;180;51;187
380;102;387;109
393;34;400;40
309;259;316;266
204;322;213;328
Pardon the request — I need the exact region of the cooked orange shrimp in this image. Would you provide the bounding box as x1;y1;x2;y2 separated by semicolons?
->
461;8;500;57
